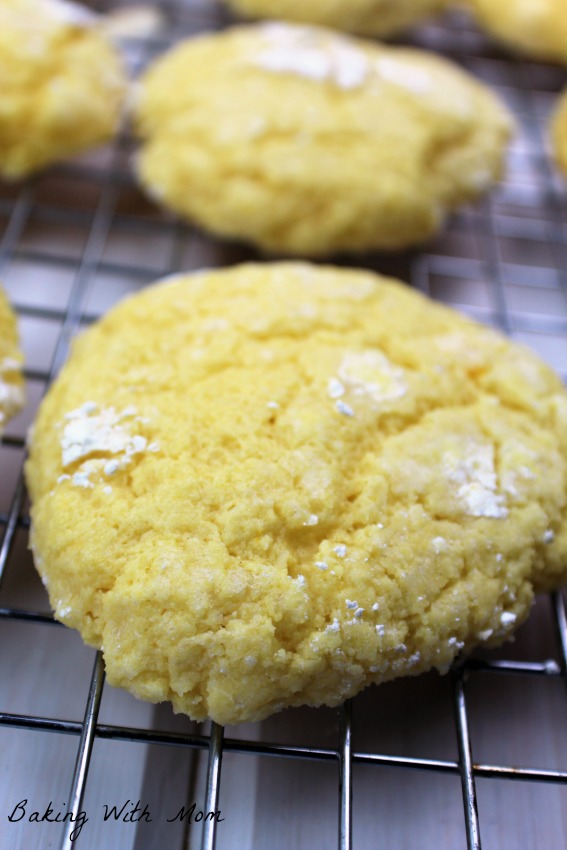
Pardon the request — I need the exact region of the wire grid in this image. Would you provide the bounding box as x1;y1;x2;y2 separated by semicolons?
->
1;3;567;849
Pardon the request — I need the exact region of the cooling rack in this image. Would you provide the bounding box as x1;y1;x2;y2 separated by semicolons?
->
1;2;567;849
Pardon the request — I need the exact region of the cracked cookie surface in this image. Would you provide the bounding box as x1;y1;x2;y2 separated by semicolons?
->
134;22;513;256
0;0;126;179
26;263;567;724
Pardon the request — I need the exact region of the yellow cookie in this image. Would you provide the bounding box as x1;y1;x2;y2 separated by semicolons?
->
551;88;567;176
468;0;567;64
224;0;450;37
134;22;513;257
26;263;567;725
0;0;126;179
0;286;24;432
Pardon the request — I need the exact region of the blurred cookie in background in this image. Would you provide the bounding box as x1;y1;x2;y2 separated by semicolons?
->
134;22;514;257
467;0;567;65
222;0;451;37
0;0;127;179
0;286;24;434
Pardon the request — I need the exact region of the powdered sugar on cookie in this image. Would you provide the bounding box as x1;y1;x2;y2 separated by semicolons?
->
60;402;148;471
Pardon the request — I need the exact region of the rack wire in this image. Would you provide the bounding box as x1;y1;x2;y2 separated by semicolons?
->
1;3;566;849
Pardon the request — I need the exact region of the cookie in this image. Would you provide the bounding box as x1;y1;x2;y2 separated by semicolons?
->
26;262;567;725
468;0;567;64
0;0;126;179
223;0;450;37
0;287;24;433
134;22;513;256
551;88;567;176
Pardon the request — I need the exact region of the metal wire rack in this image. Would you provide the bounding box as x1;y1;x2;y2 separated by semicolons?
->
1;2;566;849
